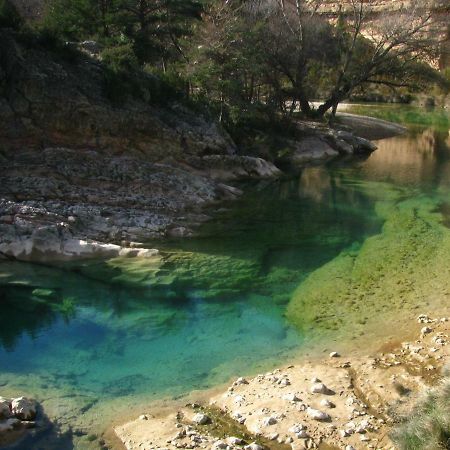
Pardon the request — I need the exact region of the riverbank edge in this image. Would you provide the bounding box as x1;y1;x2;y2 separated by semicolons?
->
0;113;405;265
112;309;449;450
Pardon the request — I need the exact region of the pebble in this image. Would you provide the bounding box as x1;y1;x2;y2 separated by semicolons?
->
310;383;332;395
263;416;277;426
289;424;306;433
320;399;335;408
306;407;331;421
283;393;300;402
296;430;310;439
244;443;264;450
233;377;249;386
329;352;340;358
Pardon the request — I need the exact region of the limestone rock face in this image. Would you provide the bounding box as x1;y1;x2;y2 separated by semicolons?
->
0;30;236;159
289;137;340;165
0;147;242;261
186;155;283;180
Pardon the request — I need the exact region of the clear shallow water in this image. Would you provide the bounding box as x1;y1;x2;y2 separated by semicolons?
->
0;106;449;448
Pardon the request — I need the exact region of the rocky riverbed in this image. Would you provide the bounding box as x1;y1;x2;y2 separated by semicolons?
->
114;312;449;450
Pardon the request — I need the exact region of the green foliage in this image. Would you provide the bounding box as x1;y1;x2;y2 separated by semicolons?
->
0;0;23;29
44;0;203;66
392;378;450;450
101;42;139;72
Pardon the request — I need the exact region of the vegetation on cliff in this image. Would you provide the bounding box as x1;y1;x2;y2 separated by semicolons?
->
1;0;447;142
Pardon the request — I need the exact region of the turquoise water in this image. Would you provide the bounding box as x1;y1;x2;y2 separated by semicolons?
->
0;106;449;448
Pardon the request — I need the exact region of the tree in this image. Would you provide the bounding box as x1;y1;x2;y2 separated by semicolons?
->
315;0;443;117
44;0;203;67
231;0;443;118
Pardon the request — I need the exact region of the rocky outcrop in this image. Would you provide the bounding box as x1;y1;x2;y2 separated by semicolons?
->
0;146;243;261
0;31;269;261
184;155;282;180
0;30;236;159
0;396;40;448
0;30;385;262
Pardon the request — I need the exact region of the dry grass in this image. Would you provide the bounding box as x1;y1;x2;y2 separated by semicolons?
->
392;377;450;450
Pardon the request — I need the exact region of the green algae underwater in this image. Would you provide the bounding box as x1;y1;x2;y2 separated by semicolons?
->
0;105;450;448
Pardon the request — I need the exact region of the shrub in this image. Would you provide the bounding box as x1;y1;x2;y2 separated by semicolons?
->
392;378;450;450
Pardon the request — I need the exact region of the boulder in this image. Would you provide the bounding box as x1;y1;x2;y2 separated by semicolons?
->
11;397;36;421
192;413;210;425
335;131;377;153
289;137;339;164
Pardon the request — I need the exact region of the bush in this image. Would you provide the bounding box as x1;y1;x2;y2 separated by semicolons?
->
101;44;139;73
0;0;23;29
392;378;450;450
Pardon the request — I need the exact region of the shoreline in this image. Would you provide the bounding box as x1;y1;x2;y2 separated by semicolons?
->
112;309;449;450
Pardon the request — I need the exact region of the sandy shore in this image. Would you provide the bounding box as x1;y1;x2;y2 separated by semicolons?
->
114;311;449;450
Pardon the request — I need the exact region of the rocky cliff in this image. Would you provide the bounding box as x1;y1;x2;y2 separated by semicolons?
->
0;29;273;261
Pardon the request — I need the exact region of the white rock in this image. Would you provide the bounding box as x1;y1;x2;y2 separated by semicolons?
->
421;326;433;335
212;440;228;449
306;407;331;421
289;424;306;433
283;393;300;402
192;413;210;425
244;443;264;450
263;416;277;426
310;383;332;394
11;397;36;420
320;399;335;408
329;352;340;358
233;377;249;386
296;430;310;439
346;446;356;450
227;436;243;445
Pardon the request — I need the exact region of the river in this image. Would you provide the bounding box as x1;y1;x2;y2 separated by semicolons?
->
0;105;449;449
